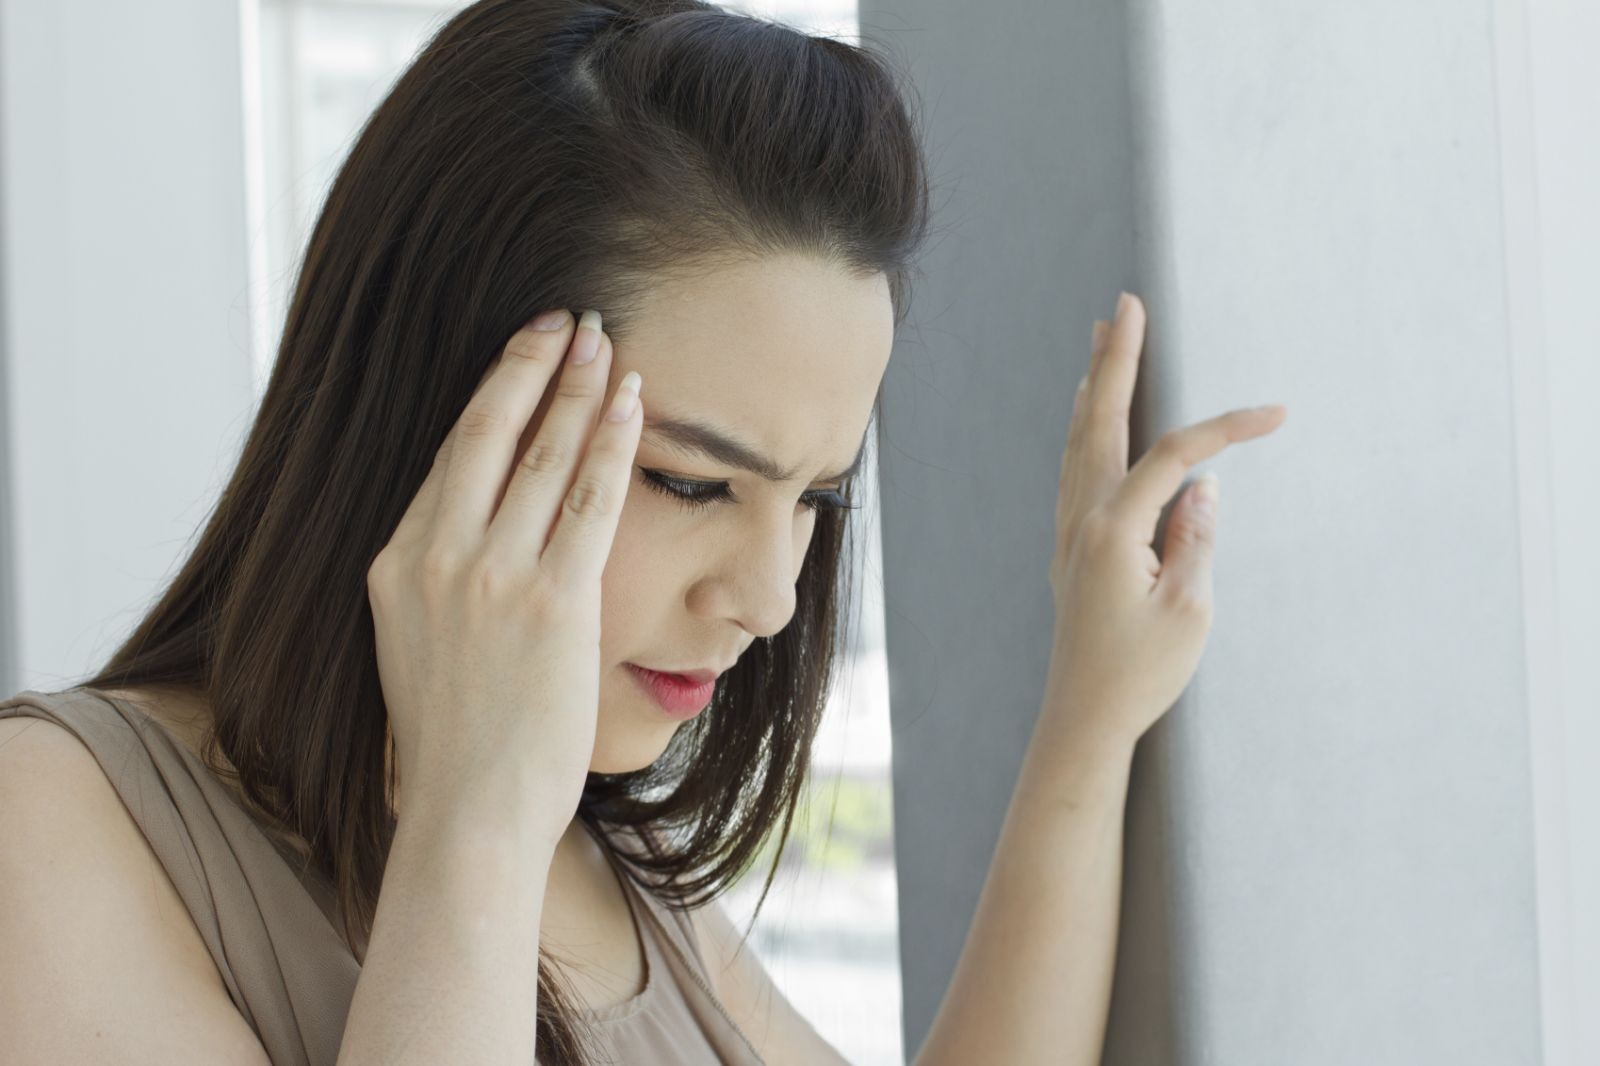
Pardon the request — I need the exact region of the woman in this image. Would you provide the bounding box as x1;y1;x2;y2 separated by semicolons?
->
0;0;1285;1063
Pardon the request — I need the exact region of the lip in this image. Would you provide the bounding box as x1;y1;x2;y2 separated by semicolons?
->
645;667;722;685
625;663;720;719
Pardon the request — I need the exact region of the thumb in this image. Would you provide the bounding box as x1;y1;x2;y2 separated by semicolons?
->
1157;472;1218;606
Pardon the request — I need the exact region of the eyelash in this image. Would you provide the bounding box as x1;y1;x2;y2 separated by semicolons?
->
638;469;857;513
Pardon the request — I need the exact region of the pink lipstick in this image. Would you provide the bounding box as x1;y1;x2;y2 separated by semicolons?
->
626;664;718;719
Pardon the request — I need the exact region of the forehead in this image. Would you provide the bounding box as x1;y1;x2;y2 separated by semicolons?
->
615;254;894;480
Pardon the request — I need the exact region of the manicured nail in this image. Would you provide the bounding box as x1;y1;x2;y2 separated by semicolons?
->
529;309;569;331
605;370;642;422
571;310;603;364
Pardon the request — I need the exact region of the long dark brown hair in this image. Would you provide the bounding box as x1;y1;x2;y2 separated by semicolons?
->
81;0;931;1059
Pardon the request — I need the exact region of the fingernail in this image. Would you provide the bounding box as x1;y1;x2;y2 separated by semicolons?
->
529;309;569;331
1194;472;1219;511
605;370;642;422
571;310;603;365
1114;291;1129;320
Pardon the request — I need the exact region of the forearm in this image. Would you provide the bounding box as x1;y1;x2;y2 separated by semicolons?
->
337;771;563;1066
911;685;1135;1066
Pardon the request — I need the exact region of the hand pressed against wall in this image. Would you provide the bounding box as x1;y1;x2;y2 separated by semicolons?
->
1046;292;1288;746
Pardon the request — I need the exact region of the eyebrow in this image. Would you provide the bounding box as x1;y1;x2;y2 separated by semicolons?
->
641;414;870;486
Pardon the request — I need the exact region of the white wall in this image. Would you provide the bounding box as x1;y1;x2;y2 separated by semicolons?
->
0;0;258;689
1510;1;1600;1060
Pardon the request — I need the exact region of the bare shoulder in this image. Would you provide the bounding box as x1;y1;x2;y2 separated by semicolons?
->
686;896;852;1066
0;716;272;1065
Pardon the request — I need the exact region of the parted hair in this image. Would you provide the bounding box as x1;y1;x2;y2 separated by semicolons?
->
82;0;932;1060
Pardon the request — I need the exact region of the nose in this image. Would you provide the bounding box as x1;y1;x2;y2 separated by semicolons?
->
687;511;805;639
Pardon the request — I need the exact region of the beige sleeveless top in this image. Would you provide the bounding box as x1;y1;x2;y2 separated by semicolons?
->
0;686;765;1065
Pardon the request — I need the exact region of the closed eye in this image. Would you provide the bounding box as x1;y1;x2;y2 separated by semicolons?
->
638;468;856;514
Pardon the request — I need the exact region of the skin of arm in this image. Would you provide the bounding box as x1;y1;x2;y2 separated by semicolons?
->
336;774;563;1066
908;672;1136;1066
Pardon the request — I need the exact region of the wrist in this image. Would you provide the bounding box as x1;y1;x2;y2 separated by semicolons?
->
1039;656;1145;758
396;768;574;857
1034;693;1140;769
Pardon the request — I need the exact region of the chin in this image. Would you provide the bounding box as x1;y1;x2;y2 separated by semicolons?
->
589;746;671;775
588;722;678;775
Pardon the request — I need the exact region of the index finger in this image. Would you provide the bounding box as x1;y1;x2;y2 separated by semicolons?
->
1101;404;1287;543
382;330;544;557
1084;293;1148;473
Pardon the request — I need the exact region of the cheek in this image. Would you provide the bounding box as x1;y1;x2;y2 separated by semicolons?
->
597;496;655;657
793;514;815;580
